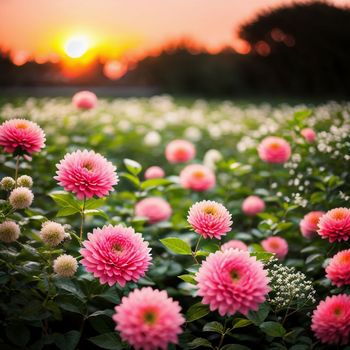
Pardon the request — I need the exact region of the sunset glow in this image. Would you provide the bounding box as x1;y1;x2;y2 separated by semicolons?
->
64;35;90;58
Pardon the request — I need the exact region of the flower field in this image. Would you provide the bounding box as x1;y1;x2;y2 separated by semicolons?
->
0;95;350;350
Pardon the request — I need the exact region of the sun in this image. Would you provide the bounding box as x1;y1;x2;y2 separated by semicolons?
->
64;35;90;58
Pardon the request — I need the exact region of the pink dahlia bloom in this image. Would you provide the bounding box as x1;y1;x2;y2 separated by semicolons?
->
72;90;97;110
0;119;45;155
221;240;248;251
187;200;232;239
165;139;195;163
317;208;350;243
257;136;291;164
180;164;215;192
301;128;316;143
242;195;265;216
300;211;325;239
80;225;151;286
196;249;270;316
261;236;288;260
311;294;350;345
326;249;350;287
55;150;118;200
135;197;172;224
144;166;165;179
113;287;185;350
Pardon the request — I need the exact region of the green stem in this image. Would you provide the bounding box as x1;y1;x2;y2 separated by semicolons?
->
80;197;86;240
192;236;202;264
217;318;228;350
14;155;20;187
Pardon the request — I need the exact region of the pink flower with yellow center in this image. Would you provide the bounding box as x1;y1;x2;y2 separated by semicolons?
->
317;208;350;243
80;225;151;286
242;195;265;216
179;164;215;191
187;200;232;239
72;91;97;110
55;149;118;200
301;128;316;143
0;118;45;155
113;287;184;350
257;136;291;164
300;211;325;239
165;139;195;163
261;236;288;260
326;249;350;287
144;166;165;179
135;197;172;224
311;294;350;345
196;249;270;316
221;240;248;251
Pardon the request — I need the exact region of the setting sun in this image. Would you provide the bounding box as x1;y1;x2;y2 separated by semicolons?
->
64;35;90;58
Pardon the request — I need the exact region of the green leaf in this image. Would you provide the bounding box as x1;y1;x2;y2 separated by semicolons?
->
84;209;108;220
54;331;80;350
178;274;197;284
57;207;80;217
232;318;253;329
260;321;286;337
49;191;81;210
247;302;270;325
54;278;85;301
141;178;172;190
221;345;251;350
310;192;325;204
250;251;273;262
85;198;106;209
160;237;192;255
187;338;212;349
6;324;30;347
95;288;120;304
120;172;140;187
88;310;114;318
88;332;122;349
294;109;312;120
203;321;224;333
124;158;142;175
186;302;210;322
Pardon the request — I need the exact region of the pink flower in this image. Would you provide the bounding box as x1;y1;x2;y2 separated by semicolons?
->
318;208;350;243
326;249;350;287
113;287;185;350
165;139;195;163
196;249;270;316
300;211;325;239
301;128;316;143
257;136;291;164
72;91;97;110
135;197;172;224
311;294;350;345
261;236;288;260
221;240;248;251
55;150;118;200
242;196;265;216
0;119;45;155
187;200;232;239
144;166;165;179
80;225;151;287
179;164;215;192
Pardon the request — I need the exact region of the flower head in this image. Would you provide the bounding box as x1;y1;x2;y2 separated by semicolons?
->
301;128;316;143
113;287;184;350
311;294;350;345
17;175;33;188
144;166;165;179
165;139;195;163
196;249;270;316
187;200;232;239
261;236;288;260
180;164;215;192
0;177;15;191
40;221;66;247
300;211;325;239
221;240;248;251
0;118;45;155
135;197;172;224
53;254;78;277
326;249;350;287
242;196;265;216
55;150;118;200
9;187;33;209
72;91;97;110
257;136;291;164
317;208;350;243
80;225;152;286
0;221;20;243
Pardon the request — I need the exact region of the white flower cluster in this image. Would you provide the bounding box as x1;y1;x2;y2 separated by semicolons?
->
266;258;316;310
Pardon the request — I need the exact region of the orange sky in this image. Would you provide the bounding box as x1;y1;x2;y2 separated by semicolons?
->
0;0;349;61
